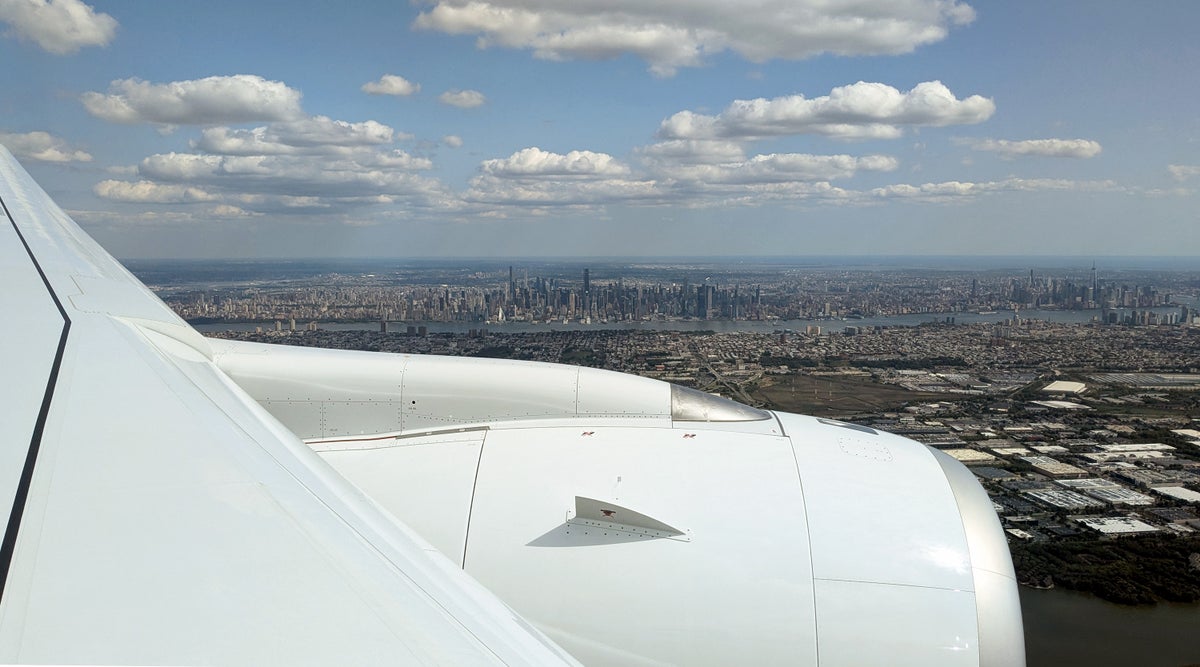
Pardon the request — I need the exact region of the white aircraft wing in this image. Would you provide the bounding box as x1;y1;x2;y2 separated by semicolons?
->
0;146;579;665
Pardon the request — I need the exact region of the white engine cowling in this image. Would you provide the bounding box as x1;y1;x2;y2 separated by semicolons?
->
212;339;1024;667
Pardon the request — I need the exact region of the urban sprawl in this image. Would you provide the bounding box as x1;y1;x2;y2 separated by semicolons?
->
148;261;1200;604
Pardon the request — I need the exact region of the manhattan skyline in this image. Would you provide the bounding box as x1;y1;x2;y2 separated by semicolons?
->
1;0;1198;258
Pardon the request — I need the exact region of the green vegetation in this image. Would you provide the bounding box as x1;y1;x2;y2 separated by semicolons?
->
559;346;605;367
851;356;969;370
1011;535;1200;605
470;345;515;359
752;373;949;416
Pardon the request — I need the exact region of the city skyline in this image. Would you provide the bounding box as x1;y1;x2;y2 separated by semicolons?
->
2;1;1199;258
145;258;1198;329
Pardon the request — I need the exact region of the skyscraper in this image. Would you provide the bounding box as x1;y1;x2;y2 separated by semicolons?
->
583;268;591;316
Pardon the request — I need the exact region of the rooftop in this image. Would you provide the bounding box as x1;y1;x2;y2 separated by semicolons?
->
1043;380;1087;394
1076;516;1161;535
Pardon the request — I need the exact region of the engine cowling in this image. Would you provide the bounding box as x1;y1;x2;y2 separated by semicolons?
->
212;339;1024;666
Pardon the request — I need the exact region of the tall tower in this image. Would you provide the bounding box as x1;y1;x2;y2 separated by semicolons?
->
1088;261;1097;308
583;268;591;315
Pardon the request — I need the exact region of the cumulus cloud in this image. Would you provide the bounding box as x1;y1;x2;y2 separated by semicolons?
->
93;179;217;203
210;204;257;217
480;147;630;178
462;147;657;207
81;75;304;125
672;180;858;207
365;149;434;170
0;130;92;162
194;116;397;155
414;0;974;76
872;177;1122;202
465;173;661;207
638;140;746;164
270;116;396;147
438;89;486;108
442;134;464;148
461;145;902;210
362;74;420;96
659;81;994;141
0;0;116;54
967;138;1102;159
133;151;447;203
92;97;451;220
1168;164;1200;182
659;153;897;185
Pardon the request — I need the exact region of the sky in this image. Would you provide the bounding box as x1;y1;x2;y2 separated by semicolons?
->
1;0;1198;259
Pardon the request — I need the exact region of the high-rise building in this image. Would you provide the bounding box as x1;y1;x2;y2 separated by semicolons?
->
583;268;591;315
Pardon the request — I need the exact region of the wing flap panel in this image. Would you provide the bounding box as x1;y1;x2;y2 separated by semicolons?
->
0;207;66;568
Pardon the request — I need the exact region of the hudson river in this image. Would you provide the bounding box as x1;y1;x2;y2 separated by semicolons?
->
1022;587;1200;666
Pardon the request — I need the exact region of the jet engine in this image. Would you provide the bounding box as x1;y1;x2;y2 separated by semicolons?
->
212;340;1024;667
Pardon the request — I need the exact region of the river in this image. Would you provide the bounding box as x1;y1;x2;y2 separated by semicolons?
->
1022;587;1200;666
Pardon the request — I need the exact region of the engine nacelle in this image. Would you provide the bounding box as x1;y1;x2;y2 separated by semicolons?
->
212;339;1024;666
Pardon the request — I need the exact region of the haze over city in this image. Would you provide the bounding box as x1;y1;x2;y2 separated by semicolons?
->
1;0;1198;258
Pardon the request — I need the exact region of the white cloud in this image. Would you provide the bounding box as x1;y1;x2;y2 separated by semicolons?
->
135;151;449;205
659;153;897;185
0;130;92;162
480;147;630;178
93;180;217;203
362;74;420;96
968;138;1102;159
871;177;1122;202
414;0;974;76
81;75;304;125
0;0;116;54
194;116;398;155
438;89;486;108
463;146;901;210
270;116;395;147
638;140;746;164
463;149;658;207
365;149;433;170
210;204;258;217
659;81;994;141
97;101;449;220
1168;164;1200;182
1142;187;1193;198
442;134;464;148
465;173;661;207
671;180;857;207
192;127;295;156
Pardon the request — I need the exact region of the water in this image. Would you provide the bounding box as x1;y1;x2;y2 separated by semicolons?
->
192;306;1185;334
1021;587;1200;667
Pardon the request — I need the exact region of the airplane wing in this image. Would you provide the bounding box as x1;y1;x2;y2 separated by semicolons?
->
0;145;579;665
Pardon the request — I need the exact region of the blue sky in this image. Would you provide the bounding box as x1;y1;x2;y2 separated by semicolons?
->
1;0;1197;258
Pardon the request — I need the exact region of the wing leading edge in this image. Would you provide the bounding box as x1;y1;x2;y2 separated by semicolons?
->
0;146;578;665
